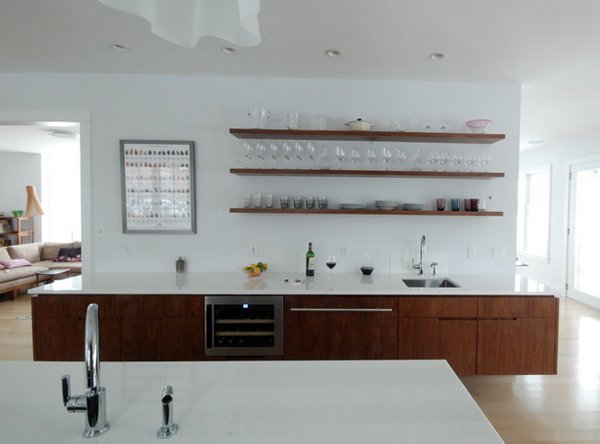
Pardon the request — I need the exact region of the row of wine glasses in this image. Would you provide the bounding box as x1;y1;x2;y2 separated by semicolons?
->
241;141;494;171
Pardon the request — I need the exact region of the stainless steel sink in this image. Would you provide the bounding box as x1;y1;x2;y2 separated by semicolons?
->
402;278;460;288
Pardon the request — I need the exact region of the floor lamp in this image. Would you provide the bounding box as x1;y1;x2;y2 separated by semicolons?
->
24;185;45;242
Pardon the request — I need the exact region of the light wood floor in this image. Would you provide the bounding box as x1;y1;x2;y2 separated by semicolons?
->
1;293;599;443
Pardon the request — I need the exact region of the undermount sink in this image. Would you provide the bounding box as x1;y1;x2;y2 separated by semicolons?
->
402;278;460;288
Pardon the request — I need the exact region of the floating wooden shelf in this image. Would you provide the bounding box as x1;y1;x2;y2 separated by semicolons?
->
230;208;503;217
230;168;504;179
229;128;505;144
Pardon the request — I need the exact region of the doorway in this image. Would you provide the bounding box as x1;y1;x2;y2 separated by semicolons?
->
567;160;600;309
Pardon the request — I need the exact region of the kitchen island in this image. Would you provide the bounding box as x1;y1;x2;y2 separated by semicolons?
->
0;359;503;443
29;272;559;376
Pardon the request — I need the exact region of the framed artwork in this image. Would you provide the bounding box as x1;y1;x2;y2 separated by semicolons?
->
120;140;196;234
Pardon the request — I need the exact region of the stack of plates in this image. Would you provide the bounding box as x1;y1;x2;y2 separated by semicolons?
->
403;203;424;211
375;200;399;210
340;203;365;210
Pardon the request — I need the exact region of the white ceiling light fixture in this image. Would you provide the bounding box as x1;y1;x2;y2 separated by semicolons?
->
98;0;261;48
49;130;79;139
220;46;236;54
110;43;129;51
325;49;342;58
429;52;445;60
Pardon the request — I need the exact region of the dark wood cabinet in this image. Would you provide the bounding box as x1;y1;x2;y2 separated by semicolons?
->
477;296;558;375
284;296;398;359
32;294;204;361
398;297;478;375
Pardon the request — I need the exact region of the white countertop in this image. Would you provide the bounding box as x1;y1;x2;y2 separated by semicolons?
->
31;272;555;296
0;360;503;444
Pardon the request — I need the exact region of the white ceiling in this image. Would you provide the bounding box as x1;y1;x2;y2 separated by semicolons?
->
1;0;600;149
0;123;79;154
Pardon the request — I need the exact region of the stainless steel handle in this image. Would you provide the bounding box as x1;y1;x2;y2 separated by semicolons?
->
290;308;392;312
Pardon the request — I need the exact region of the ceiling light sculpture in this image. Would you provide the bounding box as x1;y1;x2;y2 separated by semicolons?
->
98;0;261;48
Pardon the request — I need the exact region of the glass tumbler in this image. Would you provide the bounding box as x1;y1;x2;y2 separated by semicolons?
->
318;196;328;209
305;196;316;209
293;195;304;209
280;195;290;209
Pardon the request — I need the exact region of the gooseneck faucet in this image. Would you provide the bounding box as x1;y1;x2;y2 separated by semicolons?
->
61;303;109;438
412;235;427;276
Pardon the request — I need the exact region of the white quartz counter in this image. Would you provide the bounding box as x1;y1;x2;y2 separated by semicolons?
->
31;272;555;296
0;360;503;443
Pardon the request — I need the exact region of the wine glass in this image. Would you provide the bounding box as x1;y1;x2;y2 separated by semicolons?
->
381;147;392;170
394;148;407;169
242;141;255;167
366;147;377;168
318;146;330;169
335;146;346;169
351;148;362;169
256;141;267;168
326;254;337;278
282;142;294;167
269;141;280;168
306;142;317;168
294;141;305;168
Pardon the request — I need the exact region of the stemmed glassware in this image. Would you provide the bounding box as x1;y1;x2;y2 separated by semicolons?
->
366;147;377;168
306;142;316;168
394;148;407;169
335;146;346;169
318;146;330;169
326;253;337;277
282;142;294;167
242;141;255;167
256;141;267;168
351;148;361;169
294;141;305;168
269;141;280;168
381;147;392;170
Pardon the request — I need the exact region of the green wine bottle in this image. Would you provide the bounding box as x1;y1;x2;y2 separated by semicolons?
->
306;242;315;276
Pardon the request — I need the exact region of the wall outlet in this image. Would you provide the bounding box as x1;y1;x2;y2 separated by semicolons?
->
250;245;260;256
467;246;477;259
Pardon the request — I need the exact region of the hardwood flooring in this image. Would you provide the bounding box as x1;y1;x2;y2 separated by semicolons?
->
0;293;599;443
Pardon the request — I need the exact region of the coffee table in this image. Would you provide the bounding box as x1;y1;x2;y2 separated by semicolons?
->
35;268;70;285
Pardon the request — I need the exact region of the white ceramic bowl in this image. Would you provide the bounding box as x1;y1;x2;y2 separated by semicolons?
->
466;119;492;133
345;119;375;131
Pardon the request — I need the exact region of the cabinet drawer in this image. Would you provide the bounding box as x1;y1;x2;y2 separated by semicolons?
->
121;295;163;319
286;296;396;310
163;295;203;318
64;295;120;319
478;296;557;318
31;295;63;318
398;297;478;318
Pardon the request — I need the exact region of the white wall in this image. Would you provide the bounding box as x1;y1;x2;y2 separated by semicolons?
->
0;74;520;274
0;152;42;241
519;132;600;295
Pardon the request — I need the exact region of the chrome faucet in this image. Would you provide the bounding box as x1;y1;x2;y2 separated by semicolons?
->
411;235;427;276
61;303;109;438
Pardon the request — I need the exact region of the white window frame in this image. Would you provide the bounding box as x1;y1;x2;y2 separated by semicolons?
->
517;165;552;261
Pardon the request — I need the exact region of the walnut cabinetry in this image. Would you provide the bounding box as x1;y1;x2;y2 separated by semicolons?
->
32;294;204;361
31;293;558;376
283;296;398;359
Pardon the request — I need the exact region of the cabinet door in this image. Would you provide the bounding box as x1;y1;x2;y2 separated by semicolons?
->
398;318;477;375
284;296;398;360
477;318;557;374
477;296;558;375
120;295;163;361
162;296;204;361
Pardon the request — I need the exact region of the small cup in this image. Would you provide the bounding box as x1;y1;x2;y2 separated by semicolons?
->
471;198;480;211
293;195;304;209
243;194;252;208
318;195;328;209
252;193;262;208
436;198;446;211
463;199;472;211
264;193;273;208
248;107;269;129
305;196;316;209
280;195;290;209
451;198;460;211
317;116;327;130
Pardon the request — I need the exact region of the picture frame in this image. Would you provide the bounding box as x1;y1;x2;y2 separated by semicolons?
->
120;140;196;234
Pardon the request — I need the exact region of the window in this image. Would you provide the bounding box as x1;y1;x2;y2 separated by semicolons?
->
517;165;551;260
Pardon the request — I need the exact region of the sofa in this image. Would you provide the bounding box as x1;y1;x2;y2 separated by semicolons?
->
0;242;81;299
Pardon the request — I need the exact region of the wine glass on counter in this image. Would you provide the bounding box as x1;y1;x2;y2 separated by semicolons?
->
326;254;337;278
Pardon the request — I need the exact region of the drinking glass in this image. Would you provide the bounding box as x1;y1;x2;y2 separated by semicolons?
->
293;195;304;209
286;112;300;130
252;193;262;208
366;147;377;168
282;142;294;167
351;148;361;169
294;142;305;168
248;107;269;128
318;195;328;209
335;146;346;169
242;141;255;167
264;193;273;208
243;194;252;208
394;148;407;168
306;142;317;168
409;148;423;171
318;146;330;169
436;198;446;211
305;196;316;209
280;195;290;209
269;141;280;168
326;254;337;276
382;147;392;170
256;142;267;168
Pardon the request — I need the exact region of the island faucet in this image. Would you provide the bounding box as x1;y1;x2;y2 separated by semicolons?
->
411;235;427;276
61;303;109;438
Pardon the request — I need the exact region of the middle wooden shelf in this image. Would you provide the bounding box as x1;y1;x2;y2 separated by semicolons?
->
230;208;504;217
230;168;505;179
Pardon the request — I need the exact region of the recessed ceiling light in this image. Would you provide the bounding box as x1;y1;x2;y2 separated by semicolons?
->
49;130;79;139
325;49;342;58
110;43;129;51
429;52;445;60
528;140;544;145
220;46;236;54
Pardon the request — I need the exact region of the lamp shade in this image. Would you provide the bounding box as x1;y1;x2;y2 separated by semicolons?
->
98;0;261;48
24;185;45;217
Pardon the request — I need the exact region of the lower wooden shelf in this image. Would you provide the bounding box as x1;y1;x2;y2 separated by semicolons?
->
230;208;503;216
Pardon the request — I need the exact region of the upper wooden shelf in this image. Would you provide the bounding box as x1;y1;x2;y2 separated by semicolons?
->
229;128;505;144
230;208;504;217
230;168;504;179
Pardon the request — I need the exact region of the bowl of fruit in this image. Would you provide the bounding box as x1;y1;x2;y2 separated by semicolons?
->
243;261;268;278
